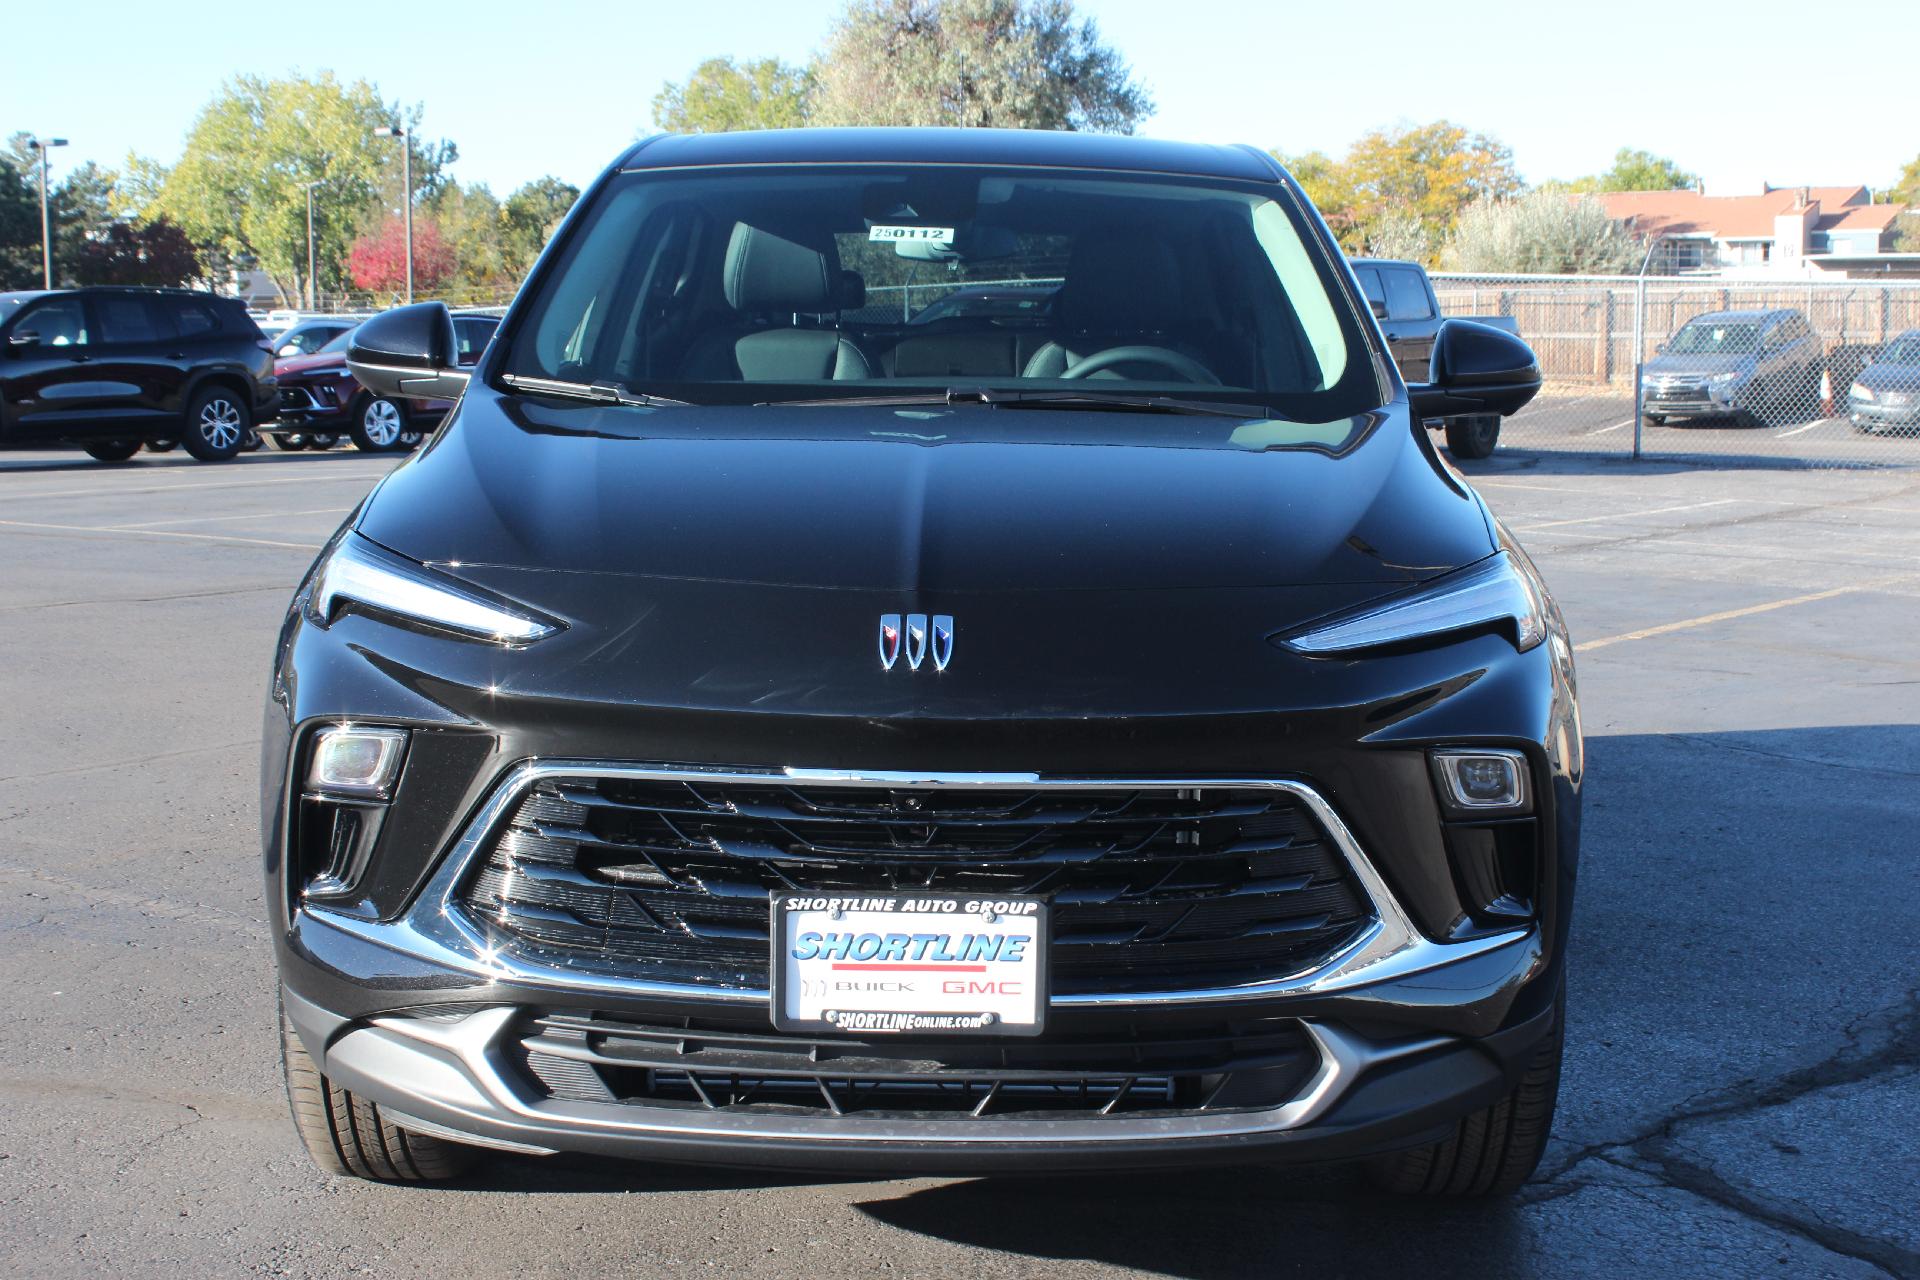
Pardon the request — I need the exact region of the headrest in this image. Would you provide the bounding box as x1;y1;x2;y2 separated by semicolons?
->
837;269;866;311
1055;227;1182;333
723;223;840;313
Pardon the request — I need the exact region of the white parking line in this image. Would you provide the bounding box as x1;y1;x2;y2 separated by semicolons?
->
1516;498;1741;531
1588;418;1635;435
1776;418;1840;438
113;507;351;530
1;469;387;502
0;518;322;551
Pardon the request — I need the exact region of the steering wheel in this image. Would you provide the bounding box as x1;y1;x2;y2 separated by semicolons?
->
1062;345;1221;385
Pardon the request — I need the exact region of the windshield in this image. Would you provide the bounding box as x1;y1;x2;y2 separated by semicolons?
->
497;165;1372;420
1878;335;1920;365
0;292;38;326
1668;321;1759;356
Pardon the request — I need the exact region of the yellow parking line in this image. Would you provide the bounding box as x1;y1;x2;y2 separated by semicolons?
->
1575;575;1913;652
0;518;321;551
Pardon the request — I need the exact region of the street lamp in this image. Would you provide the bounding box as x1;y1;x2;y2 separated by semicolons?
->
26;137;68;289
373;125;413;305
301;180;323;311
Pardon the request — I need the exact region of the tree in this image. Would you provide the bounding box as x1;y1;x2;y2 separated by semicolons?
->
502;177;579;275
1341;121;1521;250
809;0;1152;132
70;218;198;286
1566;147;1698;193
347;216;456;295
0;154;39;289
1443;190;1642;275
427;182;508;293
653;57;815;133
145;73;453;303
1274;149;1356;238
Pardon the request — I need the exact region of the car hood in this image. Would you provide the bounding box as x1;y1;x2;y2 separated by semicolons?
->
276;351;352;377
355;389;1491;600
1645;352;1753;378
1856;362;1920;392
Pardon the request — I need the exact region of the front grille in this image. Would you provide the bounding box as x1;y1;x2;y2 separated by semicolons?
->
1647;379;1709;402
514;1011;1318;1119
456;772;1374;995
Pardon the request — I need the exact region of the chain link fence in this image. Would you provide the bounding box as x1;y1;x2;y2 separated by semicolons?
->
1432;274;1920;466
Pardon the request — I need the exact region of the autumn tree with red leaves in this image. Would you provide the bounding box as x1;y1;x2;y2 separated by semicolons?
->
346;216;455;294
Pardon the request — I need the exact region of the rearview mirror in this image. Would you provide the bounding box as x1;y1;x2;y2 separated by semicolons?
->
346;302;470;399
1407;319;1541;420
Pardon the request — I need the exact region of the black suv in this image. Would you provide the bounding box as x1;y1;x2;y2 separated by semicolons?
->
267;128;1575;1197
0;287;277;462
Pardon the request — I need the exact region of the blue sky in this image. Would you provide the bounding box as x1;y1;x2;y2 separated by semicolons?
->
4;0;1912;198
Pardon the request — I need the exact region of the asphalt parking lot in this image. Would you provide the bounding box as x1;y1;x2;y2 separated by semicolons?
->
2;442;1917;1279
1505;392;1920;465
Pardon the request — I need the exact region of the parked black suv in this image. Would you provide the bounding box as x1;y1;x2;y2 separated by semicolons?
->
267;128;1575;1197
0;287;277;462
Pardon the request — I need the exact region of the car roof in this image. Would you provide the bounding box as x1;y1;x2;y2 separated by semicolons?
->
1685;309;1788;324
617;127;1281;184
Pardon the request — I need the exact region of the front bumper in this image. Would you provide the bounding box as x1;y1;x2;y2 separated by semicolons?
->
1849;398;1920;431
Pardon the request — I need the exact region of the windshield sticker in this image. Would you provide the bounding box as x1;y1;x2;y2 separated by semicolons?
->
870;224;955;247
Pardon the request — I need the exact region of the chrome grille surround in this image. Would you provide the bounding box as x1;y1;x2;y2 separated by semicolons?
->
303;762;1536;1009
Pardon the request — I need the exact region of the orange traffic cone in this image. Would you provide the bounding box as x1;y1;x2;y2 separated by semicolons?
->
1818;369;1834;417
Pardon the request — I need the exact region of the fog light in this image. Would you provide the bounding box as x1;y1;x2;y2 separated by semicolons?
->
1430;749;1530;814
308;727;408;799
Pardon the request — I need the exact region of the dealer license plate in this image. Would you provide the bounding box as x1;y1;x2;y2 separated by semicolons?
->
770;892;1048;1036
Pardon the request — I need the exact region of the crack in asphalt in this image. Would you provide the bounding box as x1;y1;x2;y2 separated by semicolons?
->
1662;732;1920;781
0;584;291;614
1537;475;1920;560
1524;990;1920;1275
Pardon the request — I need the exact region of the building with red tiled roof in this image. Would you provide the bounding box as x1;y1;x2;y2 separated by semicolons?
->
1591;185;1913;278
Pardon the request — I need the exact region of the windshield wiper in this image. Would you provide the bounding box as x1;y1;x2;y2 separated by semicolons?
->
500;373;689;408
757;386;1273;419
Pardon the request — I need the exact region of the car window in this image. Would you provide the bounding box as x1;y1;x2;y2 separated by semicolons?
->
319;327;358;354
1382;268;1432;322
1668;322;1757;356
171;299;221;337
1880;335;1920;364
1353;266;1386;309
279;325;341;355
15;295;89;346
501;165;1374;424
454;317;497;364
94;295;170;344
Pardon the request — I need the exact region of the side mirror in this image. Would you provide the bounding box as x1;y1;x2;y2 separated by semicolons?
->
1368;299;1388;321
1407;319;1541;420
346;302;470;399
7;330;40;352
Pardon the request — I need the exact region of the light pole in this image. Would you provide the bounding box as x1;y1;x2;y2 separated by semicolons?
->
27;137;68;289
373;125;413;304
302;180;323;311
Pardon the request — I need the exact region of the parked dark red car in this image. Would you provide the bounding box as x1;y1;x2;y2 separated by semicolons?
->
265;312;498;452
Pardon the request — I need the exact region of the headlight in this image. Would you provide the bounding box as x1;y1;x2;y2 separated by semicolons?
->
1707;371;1741;386
1281;551;1546;655
308;533;561;643
1851;382;1874;402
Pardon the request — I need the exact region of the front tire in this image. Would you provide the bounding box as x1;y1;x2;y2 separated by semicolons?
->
83;439;142;463
304;432;339;451
265;432;307;451
181;388;250;461
350;395;410;453
280;1001;477;1183
1443;414;1500;460
1368;997;1564;1198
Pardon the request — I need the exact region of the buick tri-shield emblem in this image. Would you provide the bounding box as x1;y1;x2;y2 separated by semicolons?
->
878;613;953;672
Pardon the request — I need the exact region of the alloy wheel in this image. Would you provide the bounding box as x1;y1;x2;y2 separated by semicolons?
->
197;398;245;451
362;399;403;447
